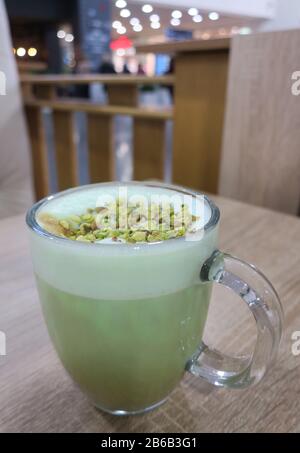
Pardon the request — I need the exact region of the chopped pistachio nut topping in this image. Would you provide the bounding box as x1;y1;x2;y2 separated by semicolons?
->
38;198;199;244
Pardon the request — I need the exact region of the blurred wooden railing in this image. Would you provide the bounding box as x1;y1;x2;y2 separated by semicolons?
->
137;38;230;195
22;39;231;200
21;75;174;200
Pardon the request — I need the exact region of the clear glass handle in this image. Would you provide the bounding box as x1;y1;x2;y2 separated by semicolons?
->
186;250;283;388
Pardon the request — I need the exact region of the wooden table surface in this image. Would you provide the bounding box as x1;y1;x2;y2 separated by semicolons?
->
0;196;300;433
136;37;230;54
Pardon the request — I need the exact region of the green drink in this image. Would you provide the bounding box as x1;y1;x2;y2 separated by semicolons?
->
37;278;211;412
27;182;282;414
27;182;217;413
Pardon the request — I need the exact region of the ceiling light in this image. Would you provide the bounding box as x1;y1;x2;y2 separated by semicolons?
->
130;17;139;26
142;4;153;13
150;22;160;29
188;8;198;16
16;47;26;57
115;0;127;8
193;14;203;23
150;14;160;22
57;30;66;39
208;12;220;21
65;33;74;42
112;20;122;29
170;18;180;26
120;9;131;18
117;26;127;34
133;24;143;32
28;47;37;57
172;10;182;19
239;27;252;35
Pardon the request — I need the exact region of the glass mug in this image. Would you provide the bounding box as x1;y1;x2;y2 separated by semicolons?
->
26;182;283;415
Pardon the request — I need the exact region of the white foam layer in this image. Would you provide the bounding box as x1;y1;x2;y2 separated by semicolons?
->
30;183;218;299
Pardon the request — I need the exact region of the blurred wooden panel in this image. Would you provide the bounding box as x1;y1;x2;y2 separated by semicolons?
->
173;50;229;193
137;38;230;54
34;85;56;100
87;114;114;182
21;83;32;99
219;30;300;215
24;98;173;120
25;106;49;200
133;118;165;181
52;111;78;191
107;85;138;107
18;61;47;73
20;74;175;85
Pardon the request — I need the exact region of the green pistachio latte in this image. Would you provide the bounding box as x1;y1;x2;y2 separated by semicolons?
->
29;183;217;414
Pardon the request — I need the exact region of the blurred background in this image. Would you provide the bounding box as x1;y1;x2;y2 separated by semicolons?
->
0;0;300;218
6;0;276;74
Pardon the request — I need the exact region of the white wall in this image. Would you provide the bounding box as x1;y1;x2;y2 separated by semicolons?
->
133;0;277;18
0;0;33;218
258;0;300;31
